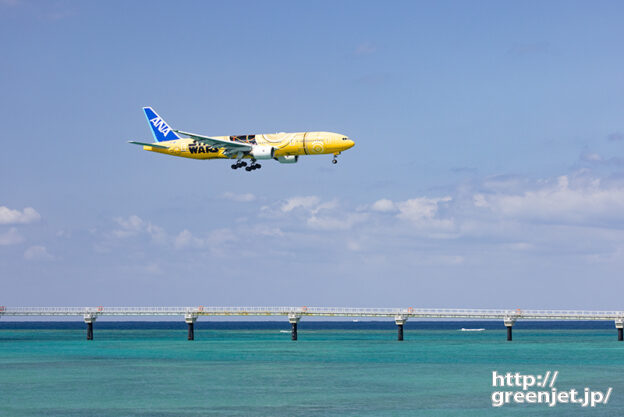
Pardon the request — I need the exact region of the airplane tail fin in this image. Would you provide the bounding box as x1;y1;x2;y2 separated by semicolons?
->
143;107;180;142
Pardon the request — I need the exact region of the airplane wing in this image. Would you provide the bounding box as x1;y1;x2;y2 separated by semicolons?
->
174;130;252;155
128;141;169;149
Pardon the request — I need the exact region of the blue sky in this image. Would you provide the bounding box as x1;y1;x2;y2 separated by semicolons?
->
1;1;624;310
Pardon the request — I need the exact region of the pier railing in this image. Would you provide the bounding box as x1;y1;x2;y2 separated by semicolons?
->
1;306;622;320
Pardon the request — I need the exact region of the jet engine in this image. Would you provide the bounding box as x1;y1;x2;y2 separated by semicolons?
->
276;155;299;164
250;145;275;160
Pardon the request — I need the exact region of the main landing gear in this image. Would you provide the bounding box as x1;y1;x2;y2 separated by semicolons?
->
232;159;261;171
245;159;261;171
231;161;247;170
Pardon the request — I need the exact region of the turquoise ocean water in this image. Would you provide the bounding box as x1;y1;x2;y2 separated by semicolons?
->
0;321;622;416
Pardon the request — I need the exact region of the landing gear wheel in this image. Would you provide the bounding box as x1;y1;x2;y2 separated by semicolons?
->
256;164;261;169
332;158;338;164
245;166;252;172
241;162;247;167
231;164;237;169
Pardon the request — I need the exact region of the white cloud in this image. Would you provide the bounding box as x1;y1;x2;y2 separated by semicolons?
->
579;151;624;167
473;194;488;208
23;245;53;261
271;194;452;234
474;175;624;225
308;212;368;231
0;228;24;245
280;196;340;216
372;197;455;235
396;197;451;223
312;200;339;214
371;199;397;212
260;196;341;221
96;173;624;273
173;229;205;249
112;215;144;237
222;192;256;202
250;224;284;237
0;206;40;225
112;215;166;243
281;196;320;212
272;196;366;231
582;152;602;162
481;175;529;193
316;173;624;256
165;227;238;253
107;215;239;256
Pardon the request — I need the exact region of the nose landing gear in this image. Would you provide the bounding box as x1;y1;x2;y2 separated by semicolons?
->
332;152;340;164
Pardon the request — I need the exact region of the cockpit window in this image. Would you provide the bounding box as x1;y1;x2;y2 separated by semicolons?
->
342;137;349;140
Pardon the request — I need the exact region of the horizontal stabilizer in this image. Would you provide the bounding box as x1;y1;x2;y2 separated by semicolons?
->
128;141;169;149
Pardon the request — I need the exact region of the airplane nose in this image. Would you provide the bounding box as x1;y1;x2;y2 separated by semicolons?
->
346;139;355;149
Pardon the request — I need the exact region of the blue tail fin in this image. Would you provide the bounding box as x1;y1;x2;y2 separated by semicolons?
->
143;107;180;142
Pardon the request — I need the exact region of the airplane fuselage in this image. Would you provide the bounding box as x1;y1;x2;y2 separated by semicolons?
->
141;131;354;160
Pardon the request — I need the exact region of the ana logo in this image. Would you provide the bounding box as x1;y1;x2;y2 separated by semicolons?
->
150;116;171;137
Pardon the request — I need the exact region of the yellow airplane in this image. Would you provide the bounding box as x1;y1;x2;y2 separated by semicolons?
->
129;107;355;171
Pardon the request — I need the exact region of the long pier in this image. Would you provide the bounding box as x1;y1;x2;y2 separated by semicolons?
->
1;306;623;342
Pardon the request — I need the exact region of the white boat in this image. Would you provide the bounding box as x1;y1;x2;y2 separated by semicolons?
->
460;328;485;332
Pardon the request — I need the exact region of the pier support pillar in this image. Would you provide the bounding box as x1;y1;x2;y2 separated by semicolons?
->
395;316;408;341
185;314;198;341
616;319;623;341
504;317;516;342
288;314;300;341
84;314;96;341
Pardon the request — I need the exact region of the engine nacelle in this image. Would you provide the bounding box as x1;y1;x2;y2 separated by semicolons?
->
250;145;275;160
276;155;299;164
